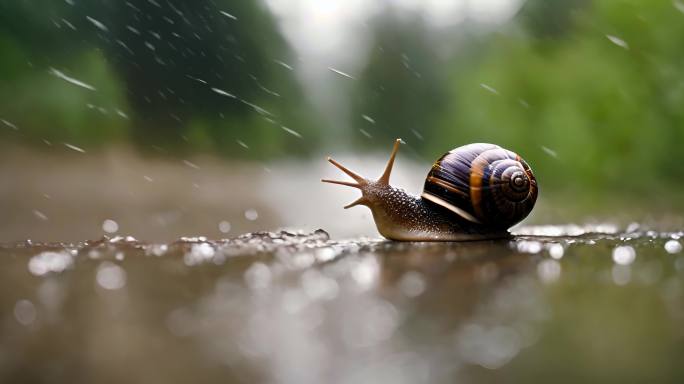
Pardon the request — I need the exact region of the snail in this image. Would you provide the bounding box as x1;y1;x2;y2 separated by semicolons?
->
322;139;538;241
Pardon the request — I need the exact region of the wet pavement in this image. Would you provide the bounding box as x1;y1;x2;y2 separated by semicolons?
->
1;226;684;383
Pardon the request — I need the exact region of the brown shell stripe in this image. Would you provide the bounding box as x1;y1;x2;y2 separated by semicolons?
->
425;176;469;199
469;153;490;221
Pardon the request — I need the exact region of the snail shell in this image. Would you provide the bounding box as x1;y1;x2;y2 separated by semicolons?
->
421;143;538;230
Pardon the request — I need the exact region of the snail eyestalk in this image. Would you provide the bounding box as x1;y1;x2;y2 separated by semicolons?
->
325;157;366;184
378;138;401;185
320;179;362;189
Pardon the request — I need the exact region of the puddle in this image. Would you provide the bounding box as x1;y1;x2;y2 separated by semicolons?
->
1;225;683;383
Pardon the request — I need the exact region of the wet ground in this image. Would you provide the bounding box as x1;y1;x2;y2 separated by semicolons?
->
1;225;684;384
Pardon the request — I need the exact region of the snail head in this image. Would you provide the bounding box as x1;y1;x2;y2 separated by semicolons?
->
322;138;401;209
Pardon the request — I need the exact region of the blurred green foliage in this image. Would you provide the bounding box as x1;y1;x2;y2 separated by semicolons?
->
0;0;319;157
429;0;684;194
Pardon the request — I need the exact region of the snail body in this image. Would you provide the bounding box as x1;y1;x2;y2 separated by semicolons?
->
322;139;538;241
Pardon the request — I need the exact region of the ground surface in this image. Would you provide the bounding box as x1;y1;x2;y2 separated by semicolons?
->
1;226;683;383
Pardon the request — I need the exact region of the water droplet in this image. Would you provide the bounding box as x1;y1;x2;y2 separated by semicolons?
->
211;87;236;98
86;16;108;32
245;209;258;221
480;83;499;95
49;68;96;91
183;243;215;266
362;114;375;124
537;260;561;283
28;251;73;276
281;126;302;138
612;265;631;286
664;240;682;254
96;262;127;290
516;240;542;254
95;261;126;290
547;243;564;259
398;271;426;297
102;219;119;234
182;159;200;169
14;300;37;326
612;246;636;265
328;67;355;79
63;142;86;153
540;146;558;159
244;262;271;290
351;257;379;290
359;128;372;138
219;10;238;20
301;270;339;301
606;34;629;49
218;220;231;233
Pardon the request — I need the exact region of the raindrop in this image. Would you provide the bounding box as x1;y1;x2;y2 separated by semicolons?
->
63;142;86;153
244;262;271;290
183;243;215;266
537;259;561;283
274;59;293;70
612;265;631;285
541;146;558;159
14;300;37;326
186;75;207;84
102;219;119;234
28;251;73;276
480;83;499;95
398;271;426;297
606;35;629;49
281;126;302;138
362;114;375;124
96;262;127;290
665;240;682;254
548;243;564;259
626;222;640;233
351;257;379;290
612;246;636;265
219;10;238;20
33;209;48;221
359;128;372;138
328;67;355;79
245;209;259;221
516;240;542;254
183;159;200;169
85;16;108;32
218;220;231;233
301;270;339;301
1;118;18;130
212;87;236;98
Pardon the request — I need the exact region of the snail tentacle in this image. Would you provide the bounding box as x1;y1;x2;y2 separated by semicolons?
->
378;138;402;185
326;157;366;184
320;179;362;189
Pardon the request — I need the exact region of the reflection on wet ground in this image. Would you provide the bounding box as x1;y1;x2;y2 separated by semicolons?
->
1;225;684;383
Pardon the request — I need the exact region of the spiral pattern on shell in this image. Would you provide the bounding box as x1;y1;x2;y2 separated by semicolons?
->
421;143;538;230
